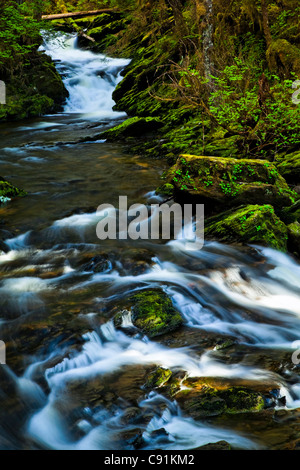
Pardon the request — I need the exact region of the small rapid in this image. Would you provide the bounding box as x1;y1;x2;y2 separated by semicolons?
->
0;34;300;450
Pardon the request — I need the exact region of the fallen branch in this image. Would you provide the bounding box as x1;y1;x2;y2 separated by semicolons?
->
41;9;118;20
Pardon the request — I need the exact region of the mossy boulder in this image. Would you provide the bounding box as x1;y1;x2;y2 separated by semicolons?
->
277;151;300;184
205;205;288;251
267;39;300;76
280;200;300;224
287;222;300;256
0;53;68;122
176;383;265;419
0;178;27;201
165;154;295;211
130;289;183;338
101;116;163;140
30;54;69;105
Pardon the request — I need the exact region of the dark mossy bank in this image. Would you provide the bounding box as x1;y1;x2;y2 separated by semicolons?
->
0;5;69;122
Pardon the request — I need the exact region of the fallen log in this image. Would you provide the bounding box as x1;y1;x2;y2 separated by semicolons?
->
41;9;118;21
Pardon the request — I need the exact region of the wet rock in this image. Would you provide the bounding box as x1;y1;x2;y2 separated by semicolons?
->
156;183;175;197
80;254;112;273
205;204;289;252
194;440;231;450
130;289;183;338
118;428;146;449
144;367;172;389
0;178;27;200
176;381;266;419
101;116;163;141
164;155;295;212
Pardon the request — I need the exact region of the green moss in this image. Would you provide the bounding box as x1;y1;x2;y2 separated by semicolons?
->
287;221;300;256
277;151;300;184
0;179;27;201
130;289;183;338
144;367;172;389
165;155;294;211
205;204;288;251
176;384;265;419
101;116;163;140
280;200;300;224
0;52;68;122
155;183;174;197
267;39;300;76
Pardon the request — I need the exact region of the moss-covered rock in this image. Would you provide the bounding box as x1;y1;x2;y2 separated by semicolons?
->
130;289;183;338
155;183;175;197
204;136;242;159
0;52;68;122
176;383;265;419
287;221;300;256
165;154;295;212
205;205;289;251
101;116;163;140
267;39;300;76
144;367;173;389
280;200;300;224
277;151;300;184
0;178;27;201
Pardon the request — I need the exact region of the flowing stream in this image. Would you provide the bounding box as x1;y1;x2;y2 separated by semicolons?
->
1;34;300;450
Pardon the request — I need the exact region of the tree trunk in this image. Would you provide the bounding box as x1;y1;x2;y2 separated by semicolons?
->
261;0;272;49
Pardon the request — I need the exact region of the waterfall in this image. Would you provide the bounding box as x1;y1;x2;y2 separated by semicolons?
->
41;34;130;118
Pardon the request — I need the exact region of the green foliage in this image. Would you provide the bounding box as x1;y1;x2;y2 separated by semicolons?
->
0;3;42;73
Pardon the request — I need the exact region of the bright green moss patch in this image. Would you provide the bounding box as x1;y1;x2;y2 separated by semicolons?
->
0;179;27;201
101;116;163;140
130;289;183;338
144;367;172;389
205;204;288;251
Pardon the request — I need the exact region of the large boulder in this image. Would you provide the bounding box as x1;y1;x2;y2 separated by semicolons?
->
163;154;295;212
205;204;288;251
